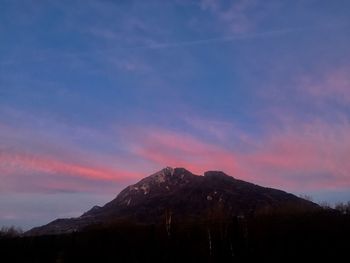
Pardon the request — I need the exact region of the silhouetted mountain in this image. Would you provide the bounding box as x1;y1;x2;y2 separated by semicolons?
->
27;167;318;236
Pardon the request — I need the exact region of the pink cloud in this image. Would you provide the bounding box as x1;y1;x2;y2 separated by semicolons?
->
4;118;350;194
240;120;350;190
300;67;350;104
0;151;139;181
130;128;238;175
128;121;350;192
3;109;350;194
231;64;350;190
0;151;141;193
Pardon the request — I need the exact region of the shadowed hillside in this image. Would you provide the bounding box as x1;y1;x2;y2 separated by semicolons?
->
27;167;319;236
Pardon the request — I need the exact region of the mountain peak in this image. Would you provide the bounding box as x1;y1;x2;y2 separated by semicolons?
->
146;167;175;184
204;170;232;178
148;167;195;181
160;166;175;176
27;167;319;236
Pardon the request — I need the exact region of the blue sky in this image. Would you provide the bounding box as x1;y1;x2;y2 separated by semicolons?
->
1;0;350;229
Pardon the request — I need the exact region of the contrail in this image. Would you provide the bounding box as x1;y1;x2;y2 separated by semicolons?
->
126;26;314;50
81;23;349;55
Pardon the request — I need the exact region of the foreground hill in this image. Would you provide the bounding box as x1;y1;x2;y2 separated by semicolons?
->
27;167;318;235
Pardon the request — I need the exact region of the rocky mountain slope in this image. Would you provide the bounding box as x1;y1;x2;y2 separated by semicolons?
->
27;167;318;235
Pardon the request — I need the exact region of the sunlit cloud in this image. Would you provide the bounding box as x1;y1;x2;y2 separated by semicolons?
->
128;127;238;175
125;120;350;192
240;120;350;190
300;66;350;104
0;150;141;193
0;151;137;181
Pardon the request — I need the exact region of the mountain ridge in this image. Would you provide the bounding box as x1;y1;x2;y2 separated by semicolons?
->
26;167;319;236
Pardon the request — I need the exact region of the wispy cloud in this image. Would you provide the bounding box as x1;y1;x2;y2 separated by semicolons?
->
200;0;259;33
0;151;137;182
124;120;350;192
125;27;312;50
0;149;141;193
299;66;350;104
0;108;143;193
128;127;238;175
242;119;350;190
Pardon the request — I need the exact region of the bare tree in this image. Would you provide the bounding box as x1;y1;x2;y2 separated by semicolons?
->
335;202;350;214
0;226;23;238
165;208;172;237
320;201;332;210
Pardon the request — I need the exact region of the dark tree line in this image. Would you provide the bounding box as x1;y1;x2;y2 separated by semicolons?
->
0;207;350;262
0;226;22;239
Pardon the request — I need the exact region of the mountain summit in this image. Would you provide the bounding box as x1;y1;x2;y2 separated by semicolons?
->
27;167;318;235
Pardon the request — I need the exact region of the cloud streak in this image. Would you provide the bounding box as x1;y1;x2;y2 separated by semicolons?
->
200;0;259;33
241;120;350;190
0;151;137;181
129;128;237;175
300;66;350;104
126;119;350;192
126;26;314;50
0;150;141;193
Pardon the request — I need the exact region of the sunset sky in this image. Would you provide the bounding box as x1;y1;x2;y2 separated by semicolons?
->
1;0;350;229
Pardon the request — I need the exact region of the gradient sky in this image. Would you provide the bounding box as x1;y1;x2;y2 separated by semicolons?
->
1;0;350;229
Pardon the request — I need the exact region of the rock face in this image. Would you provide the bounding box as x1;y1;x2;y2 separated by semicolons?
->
27;167;318;236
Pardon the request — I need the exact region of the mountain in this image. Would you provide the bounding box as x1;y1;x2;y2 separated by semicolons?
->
27;167;318;236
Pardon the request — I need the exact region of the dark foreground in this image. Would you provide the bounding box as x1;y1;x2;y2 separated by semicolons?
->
1;210;349;262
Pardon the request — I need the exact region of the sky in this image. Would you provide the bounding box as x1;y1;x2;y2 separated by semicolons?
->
1;0;350;229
